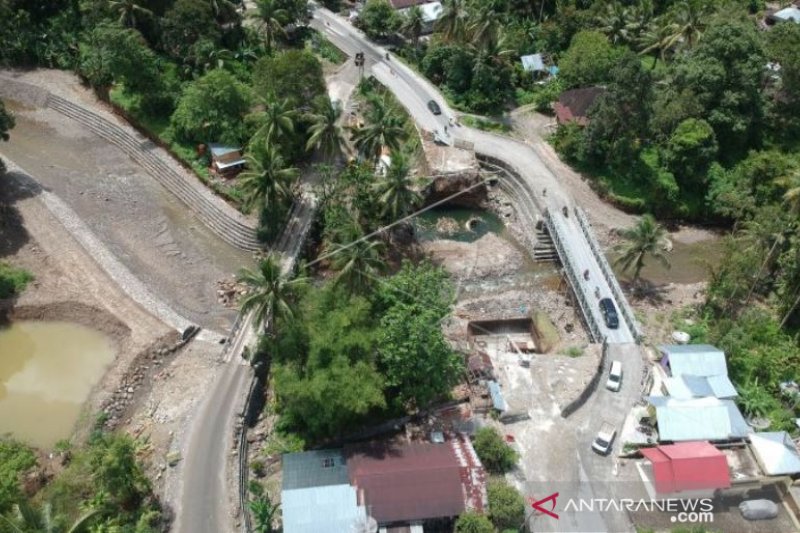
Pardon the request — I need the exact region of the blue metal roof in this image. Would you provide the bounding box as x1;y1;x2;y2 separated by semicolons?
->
282;449;348;491
653;397;750;442
664;375;737;399
487;380;507;412
659;344;728;377
282;484;367;533
750;432;800;475
521;53;546;72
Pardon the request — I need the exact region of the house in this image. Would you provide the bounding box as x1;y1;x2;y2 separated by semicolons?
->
281;449;368;533
659;344;737;399
553;87;605;126
208;143;246;177
648;396;750;442
749;431;800;476
639;441;731;497
282;436;487;532
344;435;487;527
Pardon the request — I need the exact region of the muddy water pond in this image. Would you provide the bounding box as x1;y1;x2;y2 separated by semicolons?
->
416;207;506;243
609;237;725;284
0;321;114;448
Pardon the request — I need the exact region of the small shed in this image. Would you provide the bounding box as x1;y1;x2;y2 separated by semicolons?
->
649;396;750;442
521;53;546;73
750;431;800;476
209;143;246;176
659;344;729;377
487;380;507;413
640;441;731;495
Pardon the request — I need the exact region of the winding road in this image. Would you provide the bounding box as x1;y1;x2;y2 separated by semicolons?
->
312;6;646;532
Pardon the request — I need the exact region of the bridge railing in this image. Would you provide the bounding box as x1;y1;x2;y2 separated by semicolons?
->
544;210;604;343
573;207;643;342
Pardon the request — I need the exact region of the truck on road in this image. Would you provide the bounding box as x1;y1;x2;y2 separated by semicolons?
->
592;422;616;455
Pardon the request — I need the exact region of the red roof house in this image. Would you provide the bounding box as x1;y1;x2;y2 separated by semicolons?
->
345;435;487;526
553;87;605;126
640;441;731;495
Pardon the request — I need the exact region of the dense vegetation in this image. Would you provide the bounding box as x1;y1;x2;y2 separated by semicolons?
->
0;431;163;532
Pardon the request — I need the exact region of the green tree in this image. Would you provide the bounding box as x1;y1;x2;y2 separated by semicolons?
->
87;434;150;510
671;19;765;160
249;493;278;533
401;6;424;49
472;427;518;474
454;512;494;533
253;97;295;145
663;118;718;189
252;49;326;111
558;30;622;89
374;151;423;222
170;69;252;145
358;0;400;40
3;500;98;533
351;95;408;160
326;222;386;295
239;144;297;214
774;170;800;215
614;214;670;283
237;255;307;334
666;0;713;51
305;97;343;160
487;478;525;531
0;439;36;514
253;0;288;54
159;0;220;62
437;0;468;42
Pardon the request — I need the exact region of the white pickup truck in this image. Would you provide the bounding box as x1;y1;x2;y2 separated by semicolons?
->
592;422;616;455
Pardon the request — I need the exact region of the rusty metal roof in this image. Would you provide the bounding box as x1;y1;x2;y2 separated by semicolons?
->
345;437;485;524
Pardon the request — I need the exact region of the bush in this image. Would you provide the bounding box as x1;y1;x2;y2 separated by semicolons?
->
473;427;518;474
0;439;36;513
455;512;494;533
0;262;33;298
488;479;525;530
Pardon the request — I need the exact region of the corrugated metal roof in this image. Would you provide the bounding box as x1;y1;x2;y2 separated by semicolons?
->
521;53;546;72
487;380;507;412
282;449;349;491
653;397;750;442
664;375;737;399
659;344;729;377
750;432;800;475
775;6;800;22
281;484;367;533
345;440;467;524
641;442;730;494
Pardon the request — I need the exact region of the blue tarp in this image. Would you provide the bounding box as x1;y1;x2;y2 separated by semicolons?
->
488;380;507;412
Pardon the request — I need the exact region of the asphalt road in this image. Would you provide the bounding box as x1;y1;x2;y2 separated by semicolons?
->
313;7;645;531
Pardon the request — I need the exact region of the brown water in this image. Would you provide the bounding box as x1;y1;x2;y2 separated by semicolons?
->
0;321;115;448
609;238;724;284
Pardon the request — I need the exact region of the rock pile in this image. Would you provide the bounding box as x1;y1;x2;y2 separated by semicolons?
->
217;278;247;308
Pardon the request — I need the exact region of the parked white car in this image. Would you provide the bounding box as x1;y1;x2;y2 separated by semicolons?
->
606;360;623;392
592;422;616;455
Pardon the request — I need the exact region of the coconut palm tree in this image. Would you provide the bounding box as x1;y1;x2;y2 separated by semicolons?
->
436;0;468;42
306;97;344;160
596;2;630;45
108;0;153;29
237;255;307;333
239;144;298;214
614;214;670;284
351;96;407;160
328;228;386;294
468;5;503;49
374;151;423;222
253;0;288;54
638;16;678;68
401;6;425;50
1;501;97;533
666;0;712;51
254;97;295;146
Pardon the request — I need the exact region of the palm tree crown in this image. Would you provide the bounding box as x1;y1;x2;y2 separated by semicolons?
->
614;214;670;282
253;0;288;53
254;97;295;145
401;6;425;49
237;255;306;332
306;97;344;160
108;0;153;29
351;95;407;160
239;144;298;214
374;151;423;222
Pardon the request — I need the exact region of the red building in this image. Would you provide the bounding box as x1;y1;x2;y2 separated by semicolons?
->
640;441;731;495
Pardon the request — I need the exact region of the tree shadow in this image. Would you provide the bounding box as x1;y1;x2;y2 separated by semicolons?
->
625;278;670;306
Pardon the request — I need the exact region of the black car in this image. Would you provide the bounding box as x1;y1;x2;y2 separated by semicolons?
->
427;100;442;115
599;298;619;329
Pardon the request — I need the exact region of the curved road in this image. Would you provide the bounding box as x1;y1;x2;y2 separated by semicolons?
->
313;7;645;532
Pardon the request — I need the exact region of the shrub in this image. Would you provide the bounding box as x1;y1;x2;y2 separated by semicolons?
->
0;262;33;298
473;427;518;474
455;512;494;533
488;479;525;530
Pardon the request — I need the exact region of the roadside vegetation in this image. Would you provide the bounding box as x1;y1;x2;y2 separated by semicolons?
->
0;427;163;532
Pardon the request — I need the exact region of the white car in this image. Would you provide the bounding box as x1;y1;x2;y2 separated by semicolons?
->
606;360;623;392
592;422;616;455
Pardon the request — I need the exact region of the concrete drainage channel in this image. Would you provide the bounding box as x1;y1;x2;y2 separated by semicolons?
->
34;89;262;251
